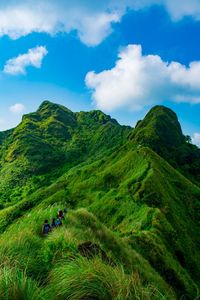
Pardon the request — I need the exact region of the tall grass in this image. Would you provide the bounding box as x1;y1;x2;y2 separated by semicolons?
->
0;267;48;300
67;208;175;298
49;257;166;300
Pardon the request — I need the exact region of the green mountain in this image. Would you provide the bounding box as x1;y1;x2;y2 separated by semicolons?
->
130;105;200;183
0;100;130;204
0;101;199;300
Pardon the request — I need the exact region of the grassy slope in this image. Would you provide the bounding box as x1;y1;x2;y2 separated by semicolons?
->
0;143;199;299
130;105;200;184
63;145;200;298
0;101;130;205
0;204;175;300
0;103;199;299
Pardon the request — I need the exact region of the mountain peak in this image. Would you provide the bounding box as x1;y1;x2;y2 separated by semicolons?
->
143;105;179;122
130;105;184;153
37;100;72;114
35;100;76;127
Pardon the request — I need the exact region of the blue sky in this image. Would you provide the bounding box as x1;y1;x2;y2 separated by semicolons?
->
0;0;200;146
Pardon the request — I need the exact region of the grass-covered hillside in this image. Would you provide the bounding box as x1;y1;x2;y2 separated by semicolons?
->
0;101;199;299
130;105;200;184
0;101;130;205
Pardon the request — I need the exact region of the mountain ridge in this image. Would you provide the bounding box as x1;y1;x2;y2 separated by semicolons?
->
0;101;199;299
0;101;131;203
130;105;200;184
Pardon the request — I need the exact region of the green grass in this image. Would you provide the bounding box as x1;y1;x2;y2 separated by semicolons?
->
0;204;175;299
49;257;167;300
0;267;47;300
0;100;130;204
0;144;199;298
0;102;199;299
130;105;200;184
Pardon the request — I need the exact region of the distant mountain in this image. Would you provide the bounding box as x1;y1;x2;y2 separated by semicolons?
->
130;105;185;150
130;105;200;183
0;101;199;299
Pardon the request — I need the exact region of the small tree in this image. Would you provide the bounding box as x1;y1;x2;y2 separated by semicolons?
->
185;135;192;143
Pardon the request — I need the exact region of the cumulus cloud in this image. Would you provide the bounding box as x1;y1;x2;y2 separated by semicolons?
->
72;12;120;46
192;133;200;147
9;103;26;114
0;1;200;46
3;46;48;75
85;44;200;111
0;1;122;46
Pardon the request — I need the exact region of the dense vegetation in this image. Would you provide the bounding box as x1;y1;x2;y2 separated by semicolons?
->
130;106;200;183
0;101;199;299
0;101;130;205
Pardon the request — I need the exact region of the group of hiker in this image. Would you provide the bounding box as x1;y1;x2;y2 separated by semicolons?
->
42;208;67;235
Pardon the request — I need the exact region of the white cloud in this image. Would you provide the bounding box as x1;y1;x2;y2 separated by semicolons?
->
72;12;120;46
161;0;200;20
0;1;122;46
3;46;48;75
192;133;200;147
9;103;26;114
0;1;199;46
128;0;200;20
85;44;200;111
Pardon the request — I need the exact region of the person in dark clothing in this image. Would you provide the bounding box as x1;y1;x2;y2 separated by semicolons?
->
57;209;64;220
55;217;62;227
42;220;51;235
51;218;57;229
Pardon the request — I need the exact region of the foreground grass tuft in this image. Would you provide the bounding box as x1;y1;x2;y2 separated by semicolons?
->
0;267;48;300
49;257;166;300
